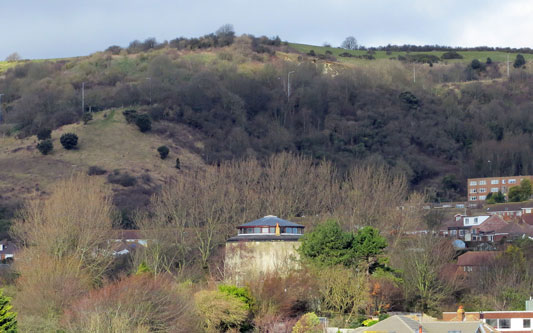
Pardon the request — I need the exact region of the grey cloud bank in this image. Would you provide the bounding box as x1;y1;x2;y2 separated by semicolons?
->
1;0;533;59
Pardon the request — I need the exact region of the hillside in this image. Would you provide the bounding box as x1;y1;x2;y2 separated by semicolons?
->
0;108;204;232
1;34;533;227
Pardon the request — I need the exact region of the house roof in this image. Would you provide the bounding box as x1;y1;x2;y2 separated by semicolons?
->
486;202;531;212
355;315;493;333
475;215;507;233
0;241;17;256
227;234;302;242
355;315;426;333
496;222;533;236
237;215;304;228
521;213;533;225
457;251;501;266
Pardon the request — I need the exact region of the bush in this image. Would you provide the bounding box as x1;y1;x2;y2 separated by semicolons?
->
135;114;152;132
123;109;138;123
292;313;322;333
441;51;463;59
194;289;249;332
64;274;197;332
36;139;53;155
37;128;52;140
307;50;316;57
157;145;169;159
82;112;93;124
60;133;78;150
87;166;107;176
107;170;137;187
514;54;526;68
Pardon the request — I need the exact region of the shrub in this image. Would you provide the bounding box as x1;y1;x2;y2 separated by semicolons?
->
64;274;197;332
82;112;93;124
292;313;322;333
122;109;138;123
441;51;463;59
37;128;52;140
135;114;152;132
514;54;526;68
60;133;78;150
87;166;107;176
157;145;169;159
36;139;53;155
107;170;137;187
194;289;249;332
307;50;316;57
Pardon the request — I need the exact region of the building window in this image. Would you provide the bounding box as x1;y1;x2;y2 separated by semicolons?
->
451;230;457;235
524;319;531;328
470;196;477;201
254;227;261;234
479;188;486;193
459;230;464;236
479;196;486;200
491;179;499;184
474;217;478;223
491;188;499;192
486;319;497;327
502;179;506;184
464;218;469;225
479;180;486;185
463;266;472;272
269;227;276;233
499;319;511;329
509;179;517;184
262;227;269;234
470;188;477;193
470;181;477;186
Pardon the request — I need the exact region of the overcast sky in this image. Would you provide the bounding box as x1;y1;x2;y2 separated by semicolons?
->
2;0;533;60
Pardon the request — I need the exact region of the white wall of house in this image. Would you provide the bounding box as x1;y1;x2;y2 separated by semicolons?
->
463;216;489;226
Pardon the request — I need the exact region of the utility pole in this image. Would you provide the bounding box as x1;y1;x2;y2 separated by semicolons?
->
507;53;510;78
146;77;152;104
287;71;295;100
81;82;85;113
0;93;3;124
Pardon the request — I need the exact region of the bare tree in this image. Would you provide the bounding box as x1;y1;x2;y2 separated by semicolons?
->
341;36;358;50
5;52;21;62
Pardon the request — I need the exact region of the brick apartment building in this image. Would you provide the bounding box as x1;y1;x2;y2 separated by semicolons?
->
467;176;533;202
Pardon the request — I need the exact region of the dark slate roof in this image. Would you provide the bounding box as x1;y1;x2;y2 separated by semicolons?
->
227;234;303;242
238;215;304;228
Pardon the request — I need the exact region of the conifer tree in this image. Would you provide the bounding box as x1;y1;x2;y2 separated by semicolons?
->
0;289;17;332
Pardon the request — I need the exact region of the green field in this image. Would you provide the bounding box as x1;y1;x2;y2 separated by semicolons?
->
288;42;533;64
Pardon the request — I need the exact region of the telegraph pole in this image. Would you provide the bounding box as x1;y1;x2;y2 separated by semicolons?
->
507;53;510;78
0;93;3;124
287;71;295;100
146;77;152;104
81;82;85;113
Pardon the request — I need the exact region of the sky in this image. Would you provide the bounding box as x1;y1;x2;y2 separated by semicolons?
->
2;0;533;60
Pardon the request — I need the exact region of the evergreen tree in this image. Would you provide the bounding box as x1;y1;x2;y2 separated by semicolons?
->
0;289;17;332
513;54;526;68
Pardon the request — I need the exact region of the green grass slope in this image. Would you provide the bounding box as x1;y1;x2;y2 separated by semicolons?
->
0;109;204;209
288;42;533;64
